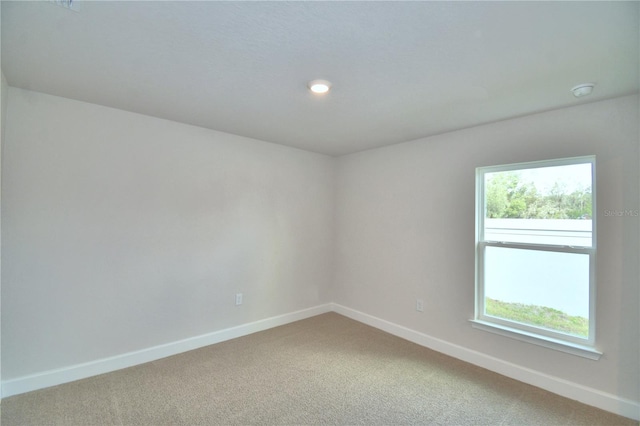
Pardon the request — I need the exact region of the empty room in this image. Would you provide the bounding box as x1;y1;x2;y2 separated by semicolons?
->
1;1;638;425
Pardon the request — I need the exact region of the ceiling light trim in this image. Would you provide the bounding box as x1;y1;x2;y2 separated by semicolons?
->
308;79;332;95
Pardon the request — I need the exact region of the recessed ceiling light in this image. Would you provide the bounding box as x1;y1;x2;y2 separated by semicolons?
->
308;79;332;94
571;83;595;98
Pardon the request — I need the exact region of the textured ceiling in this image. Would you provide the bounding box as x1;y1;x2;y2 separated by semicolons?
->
2;1;639;156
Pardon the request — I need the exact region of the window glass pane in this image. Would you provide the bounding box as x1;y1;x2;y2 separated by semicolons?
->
484;163;592;246
484;246;589;338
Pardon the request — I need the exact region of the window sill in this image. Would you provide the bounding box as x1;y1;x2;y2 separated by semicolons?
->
470;319;602;360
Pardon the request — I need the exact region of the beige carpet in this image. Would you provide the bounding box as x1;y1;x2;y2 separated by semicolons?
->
1;312;637;425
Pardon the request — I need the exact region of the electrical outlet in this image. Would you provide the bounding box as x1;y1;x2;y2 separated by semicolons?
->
416;299;424;312
235;293;243;306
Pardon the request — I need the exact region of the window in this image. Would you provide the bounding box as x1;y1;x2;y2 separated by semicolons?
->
472;156;600;359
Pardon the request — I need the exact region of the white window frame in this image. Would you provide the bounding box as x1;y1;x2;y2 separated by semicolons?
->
471;156;601;360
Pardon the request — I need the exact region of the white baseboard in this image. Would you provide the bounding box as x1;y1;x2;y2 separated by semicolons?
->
1;304;332;399
3;302;638;421
330;303;640;421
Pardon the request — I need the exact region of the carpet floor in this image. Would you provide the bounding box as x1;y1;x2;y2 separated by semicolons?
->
1;312;637;425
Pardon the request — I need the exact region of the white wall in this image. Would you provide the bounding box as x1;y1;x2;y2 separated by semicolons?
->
1;88;334;380
334;95;639;403
1;71;7;388
1;72;6;139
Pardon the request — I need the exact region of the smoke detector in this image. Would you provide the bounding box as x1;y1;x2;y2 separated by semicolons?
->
571;83;595;98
